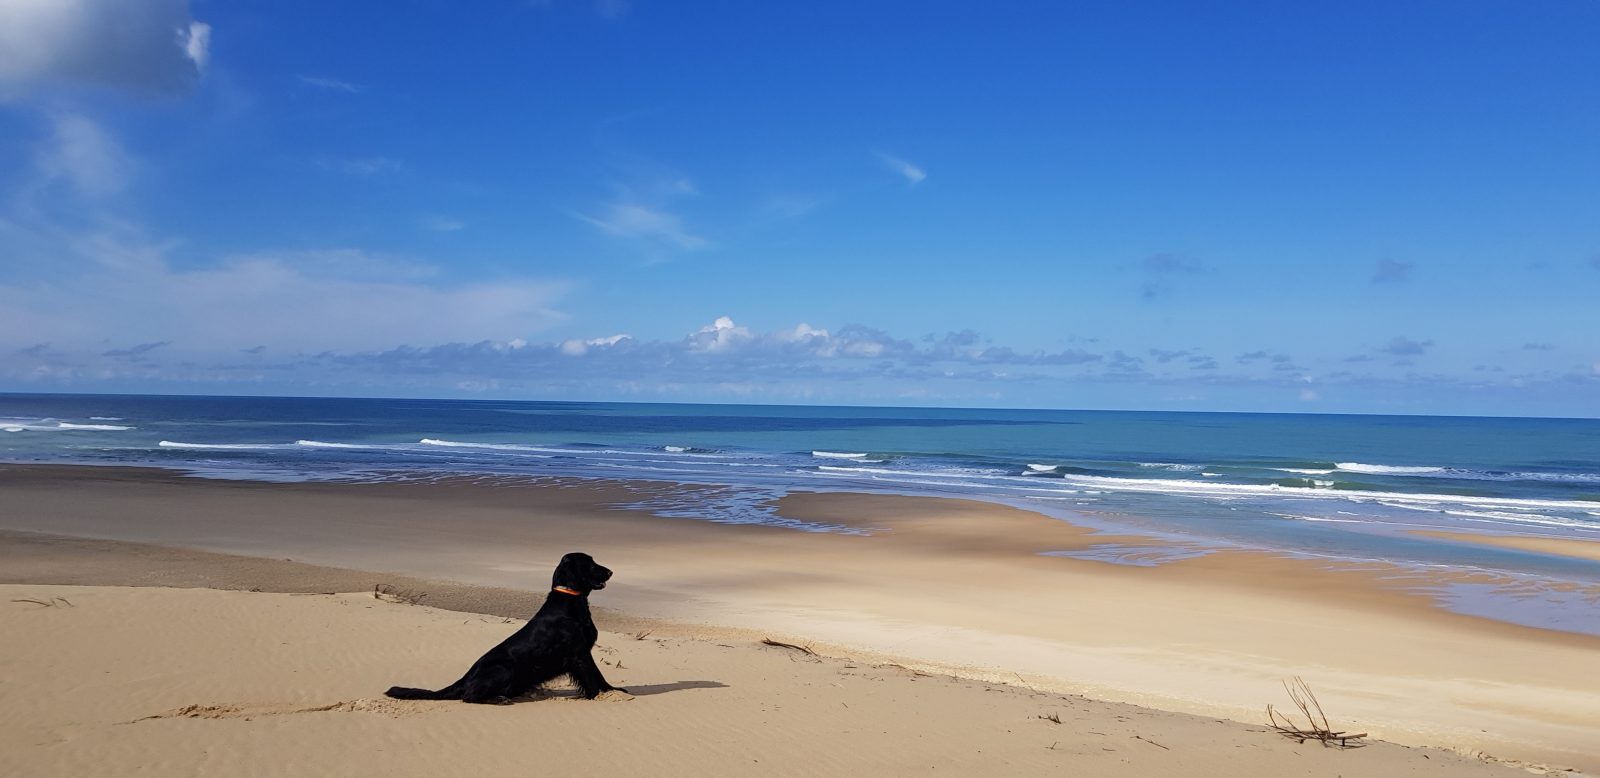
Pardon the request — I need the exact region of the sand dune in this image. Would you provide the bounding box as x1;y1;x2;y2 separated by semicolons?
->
0;584;1524;777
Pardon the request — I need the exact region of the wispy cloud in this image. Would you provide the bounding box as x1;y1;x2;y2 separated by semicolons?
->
1141;253;1204;274
761;193;822;219
0;225;571;357
37;112;133;197
1372;258;1413;283
421;215;466;232
298;74;361;93
1380;336;1434;357
876;152;926;185
1236;350;1293;365
103;341;171;359
577;200;708;251
1137;253;1205;300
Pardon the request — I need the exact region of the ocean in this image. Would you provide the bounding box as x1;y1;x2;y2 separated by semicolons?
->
4;393;1598;633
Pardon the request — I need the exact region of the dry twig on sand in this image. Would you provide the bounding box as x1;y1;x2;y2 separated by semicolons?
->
760;638;818;656
11;597;73;608
372;584;428;606
1266;677;1367;748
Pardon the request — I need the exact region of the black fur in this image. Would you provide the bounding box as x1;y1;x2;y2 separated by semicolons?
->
384;552;626;703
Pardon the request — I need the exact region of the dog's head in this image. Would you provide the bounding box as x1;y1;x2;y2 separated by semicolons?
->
552;552;613;593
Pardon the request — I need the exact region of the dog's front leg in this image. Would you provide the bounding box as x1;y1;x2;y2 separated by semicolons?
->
572;651;628;698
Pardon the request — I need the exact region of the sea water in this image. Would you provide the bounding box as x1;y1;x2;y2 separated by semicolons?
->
4;393;1597;633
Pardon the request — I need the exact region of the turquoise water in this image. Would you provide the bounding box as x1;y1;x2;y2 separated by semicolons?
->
4;393;1598;634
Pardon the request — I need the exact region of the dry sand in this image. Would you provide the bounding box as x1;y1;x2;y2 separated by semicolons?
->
0;581;1525;777
1;464;1597;775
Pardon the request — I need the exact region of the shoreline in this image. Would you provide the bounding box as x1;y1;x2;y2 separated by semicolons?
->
2;463;1598;773
1411;529;1600;563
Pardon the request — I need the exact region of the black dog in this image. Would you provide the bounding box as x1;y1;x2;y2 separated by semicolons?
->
384;552;627;703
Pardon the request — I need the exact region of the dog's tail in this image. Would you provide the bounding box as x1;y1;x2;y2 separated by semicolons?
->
384;685;457;700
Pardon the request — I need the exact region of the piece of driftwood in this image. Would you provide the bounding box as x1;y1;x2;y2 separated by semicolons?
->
1266;677;1367;748
372;583;428;606
760;638;817;656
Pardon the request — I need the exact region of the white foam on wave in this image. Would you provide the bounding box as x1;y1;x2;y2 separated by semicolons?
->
1336;462;1446;475
1334;462;1600;484
1447;469;1600;485
1;418;59;432
665;446;690;453
1139;462;1203;472
89;417;124;421
1049;472;1600;512
295;440;380;449
418;438;739;460
158;441;287;450
817;464;1034;483
812;451;871;460
1277;468;1336;475
591;455;786;469
1026;463;1057;473
805;459;1600;514
417;439;560;456
1273;513;1364;524
1;418;134;432
813;466;1084;495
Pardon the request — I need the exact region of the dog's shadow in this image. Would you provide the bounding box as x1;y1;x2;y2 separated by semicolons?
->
622;680;728;696
527;680;728;702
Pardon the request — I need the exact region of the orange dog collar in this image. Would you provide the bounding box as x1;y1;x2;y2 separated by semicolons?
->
552;586;583;596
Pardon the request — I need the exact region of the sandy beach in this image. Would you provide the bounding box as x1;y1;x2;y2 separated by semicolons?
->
2;464;1598;775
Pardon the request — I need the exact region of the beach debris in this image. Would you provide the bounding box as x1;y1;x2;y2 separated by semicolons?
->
760;638;817;656
372;583;428;606
1133;734;1170;750
1037;712;1062;724
11;596;73;608
632;630;653;640
1266;677;1367;748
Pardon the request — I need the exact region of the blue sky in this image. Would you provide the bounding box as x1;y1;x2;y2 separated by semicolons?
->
1;1;1597;416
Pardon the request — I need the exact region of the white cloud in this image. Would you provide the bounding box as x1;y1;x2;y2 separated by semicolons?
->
561;334;630;356
876;152;926;185
577;201;709;250
180;21;210;72
0;0;210;95
777;323;829;343
0;228;570;355
36;112;132;196
298;74;359;93
686;316;752;352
